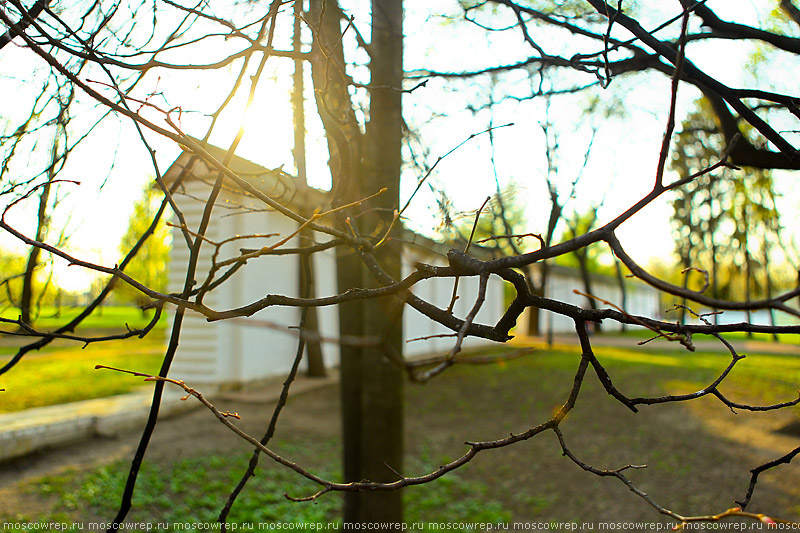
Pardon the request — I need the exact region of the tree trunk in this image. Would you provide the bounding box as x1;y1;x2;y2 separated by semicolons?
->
743;204;752;338
20;150;56;325
299;250;326;376
614;258;627;332
306;0;366;516
709;196;719;326
678;244;693;326
19;89;73;325
309;0;404;523
575;249;601;333
19;195;47;325
763;242;778;342
336;246;366;520
350;0;404;523
292;1;326;377
744;250;753;338
527;294;542;337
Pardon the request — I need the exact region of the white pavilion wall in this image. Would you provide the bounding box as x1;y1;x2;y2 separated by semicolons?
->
168;181;506;386
401;250;506;356
167;180;226;386
538;270;661;335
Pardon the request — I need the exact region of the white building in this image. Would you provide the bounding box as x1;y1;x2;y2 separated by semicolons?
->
163;146;505;389
518;263;662;336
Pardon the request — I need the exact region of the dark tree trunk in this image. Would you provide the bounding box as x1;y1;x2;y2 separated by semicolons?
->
350;0;404;522
678;247;692;325
299;251;326;376
527;291;542;336
19;205;46;325
307;0;366;516
744;249;753;338
614;258;628;332
708;195;719;326
19;88;73;325
292;1;325;377
742;203;752;338
336;246;366;520
528;261;547;337
763;243;778;342
309;0;404;523
574;248;601;332
20;149;56;325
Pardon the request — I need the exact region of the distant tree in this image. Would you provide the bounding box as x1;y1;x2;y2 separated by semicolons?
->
440;184;528;252
561;206;603;328
115;185;171;310
670;98;785;323
0;246;65;320
439;185;533;311
0;248;28;310
4;83;78;325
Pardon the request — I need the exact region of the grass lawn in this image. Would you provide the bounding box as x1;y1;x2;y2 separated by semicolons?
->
0;305;167;332
600;326;800;345
26;447;511;526
588;344;800;404
0;338;165;412
0;305;166;412
2;341;799;527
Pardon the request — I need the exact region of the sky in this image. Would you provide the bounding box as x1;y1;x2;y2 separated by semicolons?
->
1;0;798;293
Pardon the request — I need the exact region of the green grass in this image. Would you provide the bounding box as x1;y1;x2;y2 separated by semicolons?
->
34;450;342;524
0;338;165;412
557;343;800;405
1;305;167;331
596;348;800;404
12;445;510;528
600;327;800;344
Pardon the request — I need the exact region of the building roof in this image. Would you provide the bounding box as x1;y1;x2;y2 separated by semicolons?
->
162;139;329;213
